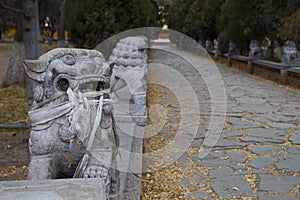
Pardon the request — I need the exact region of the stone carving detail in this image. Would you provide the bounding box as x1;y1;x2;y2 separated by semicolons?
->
24;48;119;199
249;40;263;59
281;40;300;65
109;36;148;122
205;39;213;52
228;40;240;56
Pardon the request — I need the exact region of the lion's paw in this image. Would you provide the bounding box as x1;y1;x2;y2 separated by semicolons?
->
83;165;108;179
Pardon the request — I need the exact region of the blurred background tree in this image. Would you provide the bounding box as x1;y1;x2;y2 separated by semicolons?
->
183;0;205;42
199;0;224;43
167;0;193;34
67;0;160;48
167;0;300;57
1;0;300;90
219;0;266;55
279;8;300;47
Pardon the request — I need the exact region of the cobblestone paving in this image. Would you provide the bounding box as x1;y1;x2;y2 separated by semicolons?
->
144;45;300;199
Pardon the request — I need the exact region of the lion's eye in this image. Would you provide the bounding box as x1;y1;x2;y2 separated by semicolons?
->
62;54;76;65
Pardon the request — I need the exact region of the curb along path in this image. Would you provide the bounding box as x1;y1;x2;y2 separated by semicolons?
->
142;44;300;200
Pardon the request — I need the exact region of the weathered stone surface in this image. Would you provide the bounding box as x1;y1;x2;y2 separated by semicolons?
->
109;38;148;200
248;157;276;169
189;173;206;185
24;48;119;197
239;137;285;144
244;128;286;138
188;190;210;199
205;39;213;52
211;140;247;150
289;130;300;145
209;167;233;178
196;157;243;170
211;175;252;199
248;145;282;155
275;154;300;173
199;150;247;163
281;40;300;65
258;193;297;200
110;36;148;124
226;151;247;163
221;130;243;138
249;40;263;59
21;36;150;200
176;152;190;163
237;169;269;175
267;122;296;130
244;116;271;124
286;146;300;154
239;105;273;114
192;151;227;160
228;41;240;56
238;97;266;105
181;173;206;186
276;111;299;117
116;123;145;199
258;174;300;193
296;189;300;199
0;178;106;200
230;121;263;130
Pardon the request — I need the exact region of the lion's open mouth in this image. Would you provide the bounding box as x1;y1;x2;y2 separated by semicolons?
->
54;74;109;92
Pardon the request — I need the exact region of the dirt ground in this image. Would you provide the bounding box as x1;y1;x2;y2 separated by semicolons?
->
0;129;30;180
0;43;30;180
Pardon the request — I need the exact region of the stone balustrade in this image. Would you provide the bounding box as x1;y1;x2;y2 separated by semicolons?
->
0;36;148;200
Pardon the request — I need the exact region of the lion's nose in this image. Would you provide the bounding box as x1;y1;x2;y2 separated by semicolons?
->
79;60;97;75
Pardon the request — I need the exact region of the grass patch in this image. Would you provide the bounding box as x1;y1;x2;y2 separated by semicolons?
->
0;44;12;53
0;85;28;124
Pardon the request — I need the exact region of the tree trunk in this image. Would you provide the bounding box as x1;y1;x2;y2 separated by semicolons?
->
2;41;26;87
58;0;67;47
22;0;41;106
2;0;25;88
23;0;41;60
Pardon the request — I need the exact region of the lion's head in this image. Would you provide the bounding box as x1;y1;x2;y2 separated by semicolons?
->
24;48;111;104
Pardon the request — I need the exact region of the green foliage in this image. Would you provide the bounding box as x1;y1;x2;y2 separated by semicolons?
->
167;0;226;42
219;0;266;54
183;0;205;41
217;31;230;54
219;0;300;54
200;0;224;41
167;0;193;33
279;8;300;47
67;0;159;48
167;0;300;56
262;0;300;40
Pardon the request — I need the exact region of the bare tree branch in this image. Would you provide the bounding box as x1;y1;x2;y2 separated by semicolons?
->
0;2;22;13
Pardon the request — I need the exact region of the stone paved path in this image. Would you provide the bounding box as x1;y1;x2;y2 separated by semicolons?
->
143;44;300;199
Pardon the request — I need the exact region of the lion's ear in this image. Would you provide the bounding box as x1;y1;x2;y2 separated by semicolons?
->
23;60;48;82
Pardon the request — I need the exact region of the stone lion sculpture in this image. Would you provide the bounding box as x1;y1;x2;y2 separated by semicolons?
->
249;40;263;59
281;40;300;65
205;39;213;52
228;40;240;56
109;36;148;121
24;48;119;199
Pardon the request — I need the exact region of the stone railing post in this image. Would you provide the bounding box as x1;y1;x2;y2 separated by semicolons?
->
109;36;148;200
228;41;240;66
248;40;263;74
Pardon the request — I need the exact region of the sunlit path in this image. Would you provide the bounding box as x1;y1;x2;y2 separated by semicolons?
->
142;44;300;200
